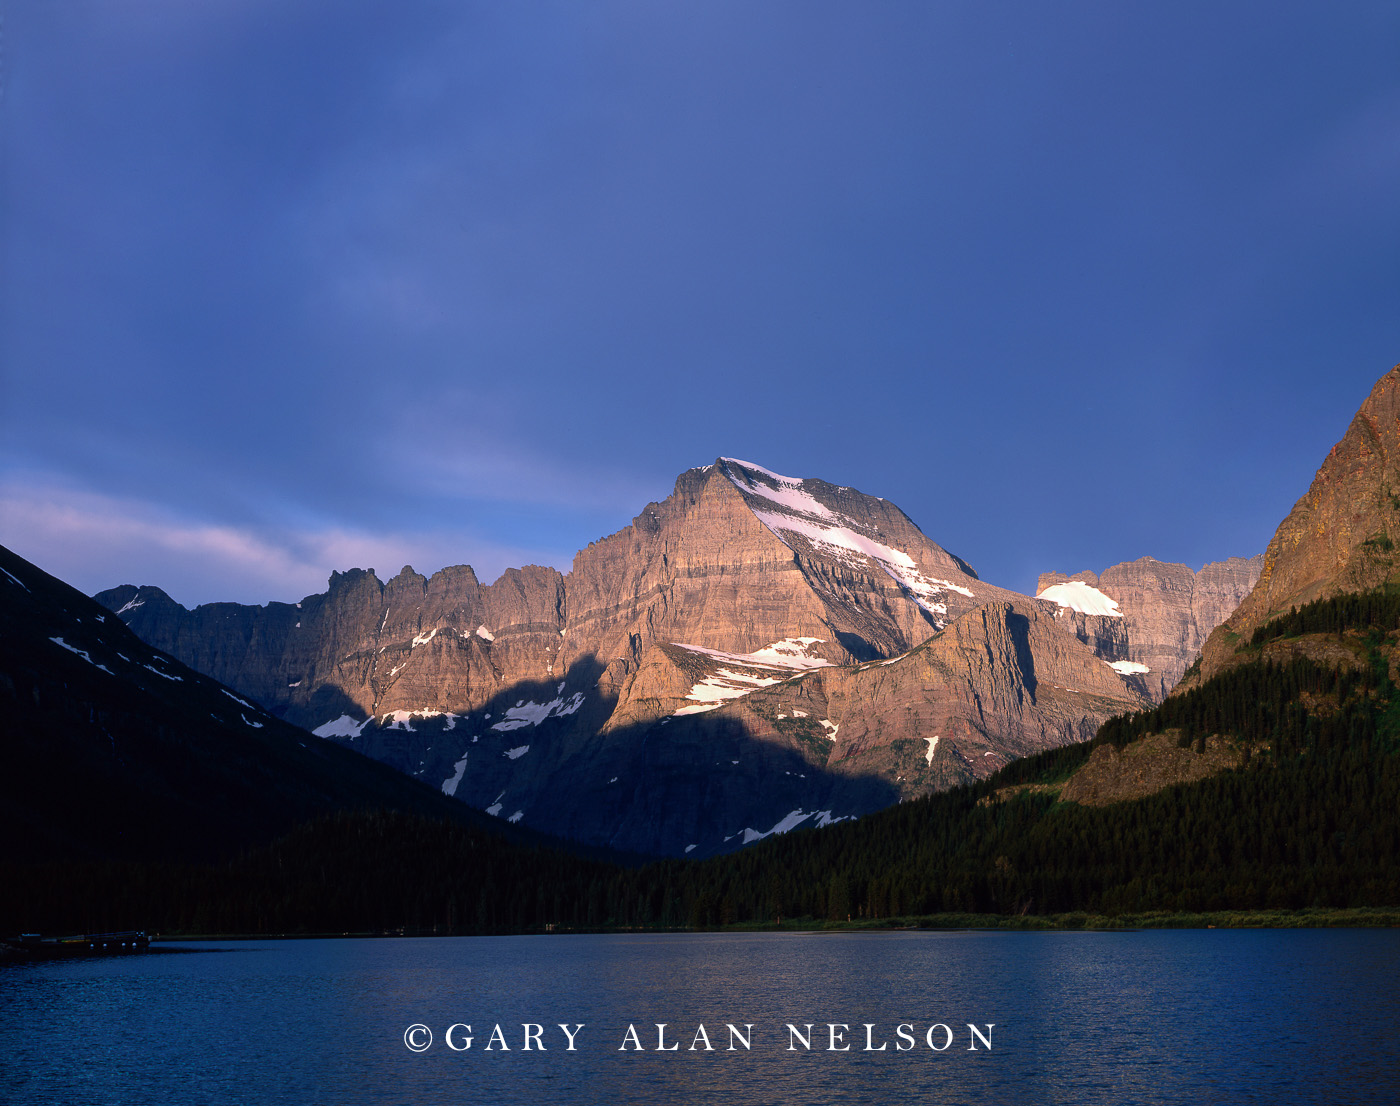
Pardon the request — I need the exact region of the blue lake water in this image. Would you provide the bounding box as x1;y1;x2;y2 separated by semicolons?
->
3;929;1399;1104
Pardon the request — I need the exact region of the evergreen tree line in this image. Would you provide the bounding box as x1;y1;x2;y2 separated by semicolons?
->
1250;588;1400;646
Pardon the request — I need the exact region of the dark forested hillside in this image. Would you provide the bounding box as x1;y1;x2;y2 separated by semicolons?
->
10;591;1399;936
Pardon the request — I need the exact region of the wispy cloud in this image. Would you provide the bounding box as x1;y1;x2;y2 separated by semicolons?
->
370;406;670;514
0;478;571;607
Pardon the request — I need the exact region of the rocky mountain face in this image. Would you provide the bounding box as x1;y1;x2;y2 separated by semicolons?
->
104;460;1018;730
98;457;1174;857
569;601;1147;853
1034;555;1263;701
1191;364;1400;685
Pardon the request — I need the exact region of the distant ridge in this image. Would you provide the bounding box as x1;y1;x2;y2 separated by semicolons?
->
1036;555;1263;701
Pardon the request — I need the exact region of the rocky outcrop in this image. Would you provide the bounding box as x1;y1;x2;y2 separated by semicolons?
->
1192;365;1400;685
817;600;1147;793
1058;731;1248;807
1036;555;1263;700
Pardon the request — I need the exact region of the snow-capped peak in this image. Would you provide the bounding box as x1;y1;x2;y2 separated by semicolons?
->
719;458;836;521
716;458;972;622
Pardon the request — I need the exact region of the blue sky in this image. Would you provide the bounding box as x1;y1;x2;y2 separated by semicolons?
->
3;1;1397;606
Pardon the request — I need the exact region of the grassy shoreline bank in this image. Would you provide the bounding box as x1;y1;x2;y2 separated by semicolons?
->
141;906;1400;941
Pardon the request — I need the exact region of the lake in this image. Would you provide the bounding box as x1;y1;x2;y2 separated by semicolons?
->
3;929;1399;1104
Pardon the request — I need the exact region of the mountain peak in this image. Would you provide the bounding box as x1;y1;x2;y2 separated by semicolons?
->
1192;363;1400;684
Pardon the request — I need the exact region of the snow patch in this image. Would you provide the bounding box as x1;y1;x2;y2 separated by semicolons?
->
739;808;853;845
672;668;786;715
924;735;940;765
507;811;524;823
312;714;370;739
221;688;256;711
719;461;973;624
669;639;835;717
476;625;495;642
241;714;264;729
673;639;833;672
378;708;462;731
819;720;839;739
1109;660;1150;675
1037;581;1123;618
751;509;969;620
742;810;813;844
2;567;30;591
490;693;584;731
116;596;144;615
442;754;468;797
721;459;837;520
48;637;113;674
411;628;439;647
504;745;530;759
143;663;182;682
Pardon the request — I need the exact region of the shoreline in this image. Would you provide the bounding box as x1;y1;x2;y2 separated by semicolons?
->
136;905;1400;942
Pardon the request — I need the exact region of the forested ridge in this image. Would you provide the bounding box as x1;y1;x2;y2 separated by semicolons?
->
8;592;1400;935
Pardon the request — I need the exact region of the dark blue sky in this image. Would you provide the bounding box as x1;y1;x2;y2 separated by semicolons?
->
3;1;1397;605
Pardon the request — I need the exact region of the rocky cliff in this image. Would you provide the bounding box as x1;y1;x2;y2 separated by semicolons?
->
1190;365;1400;685
1035;554;1263;700
817;599;1146;790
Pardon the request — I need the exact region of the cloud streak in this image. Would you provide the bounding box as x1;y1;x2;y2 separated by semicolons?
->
0;479;571;607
